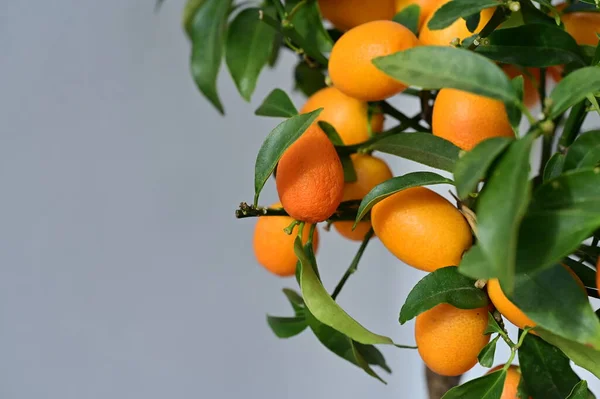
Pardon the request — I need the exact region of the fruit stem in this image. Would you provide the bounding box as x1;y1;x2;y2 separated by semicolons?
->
331;228;374;300
286;0;307;22
268;0;287;21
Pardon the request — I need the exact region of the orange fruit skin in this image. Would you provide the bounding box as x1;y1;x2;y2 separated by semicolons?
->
253;204;319;277
318;0;396;31
597;257;600;292
300;87;385;146
329;20;420;102
276;124;345;223
556;3;600;46
395;0;441;30
432;88;515;151
416;304;490;376
487;365;529;399
488;265;586;331
371;187;473;272
334;154;394;241
419;0;495;45
503;65;541;108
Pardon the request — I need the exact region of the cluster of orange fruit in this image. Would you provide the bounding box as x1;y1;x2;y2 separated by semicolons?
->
252;0;599;391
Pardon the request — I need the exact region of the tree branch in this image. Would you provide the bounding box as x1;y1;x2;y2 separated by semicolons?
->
235;201;365;222
426;367;461;399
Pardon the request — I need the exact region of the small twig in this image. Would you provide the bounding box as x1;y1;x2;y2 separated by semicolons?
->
235;200;367;222
468;6;511;50
380;101;431;132
419;91;434;127
331;228;374;300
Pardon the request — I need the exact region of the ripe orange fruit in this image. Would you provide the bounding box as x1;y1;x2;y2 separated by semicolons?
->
503;65;541;108
556;3;600;46
419;0;494;45
487;365;528;399
432;88;515;151
395;0;440;30
276;124;345;223
416;303;490;376
253;204;319;277
300;87;385;145
488;265;586;331
370;187;472;272
329;20;420;102
334;154;394;241
317;0;396;31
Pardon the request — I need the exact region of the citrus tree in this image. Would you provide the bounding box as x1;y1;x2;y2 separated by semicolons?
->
181;0;600;397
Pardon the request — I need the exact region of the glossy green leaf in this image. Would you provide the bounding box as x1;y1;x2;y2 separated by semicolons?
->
288;0;333;55
543;152;565;182
516;169;600;274
464;12;481;33
476;24;585;67
566;381;589;399
399;267;488;324
368;133;461;172
562;258;598;291
476;133;537;293
507;76;524;130
318;121;357;182
441;370;506;399
255;89;298;118
510;264;600;348
427;0;499;30
189;0;232;114
560;101;588;148
563;130;600;172
537;329;600;379
520;0;557;25
454;137;513;199
226;8;277;101
392;4;420;35
254;110;321;205
354;342;392;373
549;66;600;119
484;312;504;335
295;238;399;346
374;46;519;104
267;315;307;338
518;333;582;399
478;335;499;368
282;288;305;314
460;244;496;280
517;377;532;399
354;172;453;225
294;62;326;97
183;0;206;37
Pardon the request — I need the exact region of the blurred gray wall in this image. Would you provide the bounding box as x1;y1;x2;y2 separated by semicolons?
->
0;1;598;398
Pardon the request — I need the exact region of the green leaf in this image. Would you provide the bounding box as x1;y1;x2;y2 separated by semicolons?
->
484;312;504;335
295;237;402;346
392;4;420;36
226;8;277;101
454;137;513;200
517;376;532;399
520;0;557;25
562;258;598;291
441;370;507;399
318;121;357;183
427;0;499;30
287;0;333;55
254;110;321;205
282;288;305;314
374;46;519;104
567;381;589;399
464;13;481;33
255;89;298;118
476;133;537;294
518;333;582;399
478;335;499;368
543;152;565;182
549;66;600;119
189;0;232;114
304;310;389;383
183;0;206;37
537;329;600;379
294;62;326;97
507;76;524;129
510;264;600;348
476;24;585;67
267;315;307;338
460;244;495;280
516;169;600;274
399;266;488;324
368;133;461;173
354;172;453;225
563;130;600;172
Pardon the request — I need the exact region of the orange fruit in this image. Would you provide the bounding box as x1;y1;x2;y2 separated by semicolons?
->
276;124;345;223
556;3;600;46
416;303;490;376
597;257;600;292
253;204;319;277
432;88;515;150
419;0;494;45
300;87;385;145
334;154;394;241
487;365;529;399
317;0;396;31
329;20;420;102
395;0;440;30
488;265;586;331
548;65;564;83
370;187;473;272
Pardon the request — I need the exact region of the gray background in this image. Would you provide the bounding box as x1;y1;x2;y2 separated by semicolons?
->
0;1;598;398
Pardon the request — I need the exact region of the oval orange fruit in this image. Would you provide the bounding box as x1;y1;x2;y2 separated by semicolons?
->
556;3;600;46
318;0;397;31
